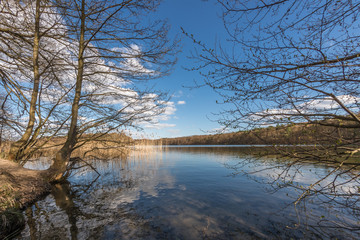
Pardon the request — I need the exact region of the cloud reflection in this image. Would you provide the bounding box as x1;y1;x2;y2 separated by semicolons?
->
18;146;359;239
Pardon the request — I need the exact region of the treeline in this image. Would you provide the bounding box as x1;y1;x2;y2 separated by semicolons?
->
160;123;359;146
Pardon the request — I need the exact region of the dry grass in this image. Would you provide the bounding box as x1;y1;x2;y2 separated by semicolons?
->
0;174;23;239
72;138;131;160
0;159;50;239
0;133;135;161
0;182;16;211
0;141;10;159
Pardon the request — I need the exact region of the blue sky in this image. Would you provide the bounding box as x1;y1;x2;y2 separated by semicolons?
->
135;0;360;139
140;0;229;139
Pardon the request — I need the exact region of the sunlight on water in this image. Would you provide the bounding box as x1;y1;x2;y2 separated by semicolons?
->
18;146;359;239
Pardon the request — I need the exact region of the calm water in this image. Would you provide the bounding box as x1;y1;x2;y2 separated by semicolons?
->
18;146;359;239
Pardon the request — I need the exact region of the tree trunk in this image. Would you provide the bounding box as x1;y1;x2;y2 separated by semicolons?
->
8;0;41;162
44;0;86;182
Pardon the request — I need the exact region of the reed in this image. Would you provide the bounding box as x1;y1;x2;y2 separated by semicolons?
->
0;182;16;211
0;133;135;161
0;176;25;240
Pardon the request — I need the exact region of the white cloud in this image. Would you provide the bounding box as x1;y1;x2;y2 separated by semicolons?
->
177;100;186;105
299;95;360;110
142;123;176;129
209;127;231;134
113;44;156;75
128;99;177;131
252;94;360;122
0;2;176;137
158;101;177;121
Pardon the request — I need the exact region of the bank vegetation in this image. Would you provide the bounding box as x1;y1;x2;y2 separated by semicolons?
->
0;0;177;237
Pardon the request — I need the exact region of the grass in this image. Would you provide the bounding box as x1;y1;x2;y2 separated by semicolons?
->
0;183;17;211
0;133;134;163
0;208;25;239
0;182;25;239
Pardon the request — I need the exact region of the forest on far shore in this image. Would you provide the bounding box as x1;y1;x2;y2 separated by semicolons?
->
158;122;359;146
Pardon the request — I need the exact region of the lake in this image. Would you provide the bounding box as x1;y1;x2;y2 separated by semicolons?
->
18;146;359;239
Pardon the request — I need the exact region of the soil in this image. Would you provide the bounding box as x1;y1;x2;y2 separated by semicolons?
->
0;159;50;239
0;159;50;208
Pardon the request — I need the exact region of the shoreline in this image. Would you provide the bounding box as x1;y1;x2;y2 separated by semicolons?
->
0;159;51;239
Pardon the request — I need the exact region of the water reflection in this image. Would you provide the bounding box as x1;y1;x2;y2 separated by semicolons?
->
52;183;79;240
18;146;359;239
23;182;79;240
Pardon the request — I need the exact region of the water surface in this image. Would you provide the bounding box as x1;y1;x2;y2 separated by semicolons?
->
19;146;359;239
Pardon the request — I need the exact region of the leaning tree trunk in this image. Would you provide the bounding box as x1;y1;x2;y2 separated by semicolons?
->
8;0;41;162
43;0;86;182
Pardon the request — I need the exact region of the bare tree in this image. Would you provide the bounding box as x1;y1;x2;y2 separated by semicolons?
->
44;0;177;181
189;0;360;131
187;0;360;227
189;0;360;158
0;0;43;161
0;70;18;142
0;0;72;162
1;0;176;170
